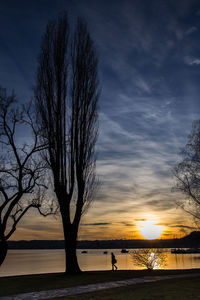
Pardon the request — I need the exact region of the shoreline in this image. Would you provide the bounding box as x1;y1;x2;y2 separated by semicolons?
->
1;267;200;278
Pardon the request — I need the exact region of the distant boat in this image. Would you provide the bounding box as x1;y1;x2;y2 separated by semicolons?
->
103;251;108;254
121;249;129;253
171;248;200;254
81;250;88;254
171;248;185;254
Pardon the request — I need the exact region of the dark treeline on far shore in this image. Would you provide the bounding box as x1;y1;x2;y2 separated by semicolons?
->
8;231;200;250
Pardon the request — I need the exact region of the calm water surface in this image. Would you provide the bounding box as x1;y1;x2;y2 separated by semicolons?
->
1;249;200;277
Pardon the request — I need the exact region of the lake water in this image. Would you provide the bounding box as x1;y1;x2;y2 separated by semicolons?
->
1;249;200;277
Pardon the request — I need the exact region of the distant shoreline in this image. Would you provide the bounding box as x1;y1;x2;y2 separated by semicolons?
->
8;231;200;250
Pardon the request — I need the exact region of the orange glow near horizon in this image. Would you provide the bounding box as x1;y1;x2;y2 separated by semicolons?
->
139;220;164;239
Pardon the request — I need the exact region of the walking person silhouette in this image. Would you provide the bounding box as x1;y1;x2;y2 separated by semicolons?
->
111;252;118;271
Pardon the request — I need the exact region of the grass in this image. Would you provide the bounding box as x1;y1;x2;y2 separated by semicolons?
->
0;269;200;298
59;276;200;300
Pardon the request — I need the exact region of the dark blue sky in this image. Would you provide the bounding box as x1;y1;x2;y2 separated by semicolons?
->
1;0;200;240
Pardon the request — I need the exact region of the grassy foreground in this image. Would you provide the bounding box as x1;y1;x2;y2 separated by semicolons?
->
60;276;200;300
1;269;200;298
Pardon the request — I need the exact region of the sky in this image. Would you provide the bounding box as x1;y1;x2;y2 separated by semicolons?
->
1;0;200;240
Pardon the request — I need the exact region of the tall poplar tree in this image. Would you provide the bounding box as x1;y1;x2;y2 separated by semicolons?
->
35;13;99;274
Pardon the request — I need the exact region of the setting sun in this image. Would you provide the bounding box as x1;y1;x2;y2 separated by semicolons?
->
139;220;164;240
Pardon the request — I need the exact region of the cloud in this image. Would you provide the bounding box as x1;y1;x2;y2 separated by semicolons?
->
185;26;198;35
184;56;200;66
118;221;136;227
146;199;175;212
82;222;111;226
168;224;196;230
3;0;200;240
135;77;151;94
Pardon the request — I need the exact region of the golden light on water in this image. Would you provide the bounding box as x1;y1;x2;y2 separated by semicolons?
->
139;220;164;239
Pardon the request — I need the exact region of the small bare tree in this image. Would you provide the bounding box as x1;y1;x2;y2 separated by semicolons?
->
174;120;200;222
0;88;57;267
132;248;166;270
35;13;99;274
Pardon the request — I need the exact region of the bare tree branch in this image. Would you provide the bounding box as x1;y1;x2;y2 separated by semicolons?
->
173;120;200;222
34;13;99;274
132;248;166;270
0;88;57;267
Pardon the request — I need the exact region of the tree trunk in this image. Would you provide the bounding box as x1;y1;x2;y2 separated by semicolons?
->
0;238;8;267
63;223;81;274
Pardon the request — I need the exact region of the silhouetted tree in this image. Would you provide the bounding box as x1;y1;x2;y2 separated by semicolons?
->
0;88;57;267
174;120;200;222
34;13;99;274
132;248;166;270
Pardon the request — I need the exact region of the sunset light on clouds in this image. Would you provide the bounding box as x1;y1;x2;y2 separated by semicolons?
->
1;0;200;241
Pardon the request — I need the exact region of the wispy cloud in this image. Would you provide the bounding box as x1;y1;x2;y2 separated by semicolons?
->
82;223;111;226
184;56;200;65
185;26;198;35
2;0;200;240
169;225;196;230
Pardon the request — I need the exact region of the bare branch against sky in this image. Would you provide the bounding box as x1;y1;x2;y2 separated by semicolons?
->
34;13;99;273
0;88;57;266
